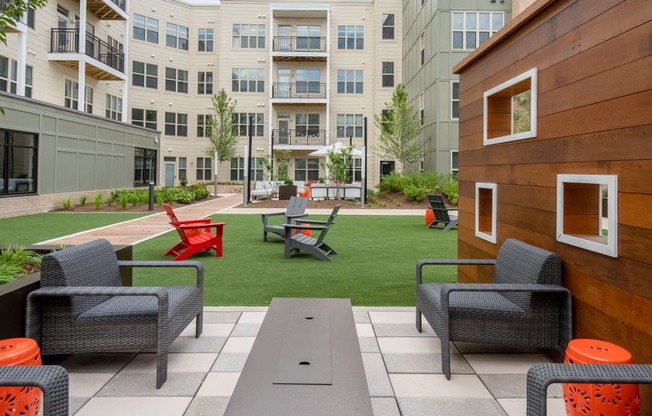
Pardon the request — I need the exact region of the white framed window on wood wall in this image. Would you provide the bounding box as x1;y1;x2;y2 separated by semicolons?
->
475;182;497;243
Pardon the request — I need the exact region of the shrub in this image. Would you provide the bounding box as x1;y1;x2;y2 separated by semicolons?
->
179;176;188;187
93;194;103;209
62;199;72;210
442;180;459;205
403;184;427;203
0;247;43;284
189;183;211;200
119;193;129;209
79;195;87;206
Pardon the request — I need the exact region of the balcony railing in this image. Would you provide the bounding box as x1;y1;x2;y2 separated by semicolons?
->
273;36;326;52
272;82;326;99
273;129;326;146
50;28;124;73
108;0;126;11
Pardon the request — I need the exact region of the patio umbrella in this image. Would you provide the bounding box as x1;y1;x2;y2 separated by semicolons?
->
308;141;362;157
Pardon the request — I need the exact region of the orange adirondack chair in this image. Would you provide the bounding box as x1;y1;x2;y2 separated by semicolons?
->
163;203;226;261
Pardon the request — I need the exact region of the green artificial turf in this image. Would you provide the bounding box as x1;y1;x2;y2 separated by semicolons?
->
133;214;459;307
0;213;148;246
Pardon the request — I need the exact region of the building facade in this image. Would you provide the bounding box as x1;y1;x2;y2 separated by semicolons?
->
402;0;512;174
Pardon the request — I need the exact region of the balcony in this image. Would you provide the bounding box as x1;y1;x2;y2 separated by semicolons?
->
50;28;125;80
273;129;326;147
271;82;326;100
84;0;128;20
272;36;328;62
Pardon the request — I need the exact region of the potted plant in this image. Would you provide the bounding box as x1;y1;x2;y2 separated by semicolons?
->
275;150;296;200
278;178;297;201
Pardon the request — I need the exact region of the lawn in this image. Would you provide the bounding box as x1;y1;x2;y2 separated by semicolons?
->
132;213;458;306
0;213;148;246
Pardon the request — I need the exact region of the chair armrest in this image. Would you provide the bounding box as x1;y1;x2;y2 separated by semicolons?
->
294;218;329;225
286;213;309;219
526;363;652;416
118;260;204;288
282;223;330;232
0;365;69;416
261;212;285;219
416;259;496;283
177;218;211;225
175;222;225;230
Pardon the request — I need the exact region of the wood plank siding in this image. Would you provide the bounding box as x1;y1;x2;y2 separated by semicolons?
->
454;0;652;411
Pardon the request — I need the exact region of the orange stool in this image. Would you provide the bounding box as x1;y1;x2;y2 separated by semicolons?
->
425;209;435;227
0;338;43;416
563;339;640;416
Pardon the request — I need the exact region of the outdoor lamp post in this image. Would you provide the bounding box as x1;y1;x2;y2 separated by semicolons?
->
247;115;253;203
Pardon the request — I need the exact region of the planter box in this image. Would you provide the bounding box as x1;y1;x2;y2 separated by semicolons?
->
0;244;132;340
278;185;297;200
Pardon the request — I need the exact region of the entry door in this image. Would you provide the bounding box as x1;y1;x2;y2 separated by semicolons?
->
278;25;291;51
277;69;291;98
380;161;395;178
165;163;175;187
277;115;290;144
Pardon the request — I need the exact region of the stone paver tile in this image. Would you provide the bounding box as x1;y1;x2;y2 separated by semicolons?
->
220;337;256;353
356;323;375;337
371;397;401;416
383;353;473;375
75;397;192;416
59;353;135;373
372;323;436;337
230;322;261;337
196;372;240;397
378;337;454;354
353;310;370;323
203;311;241;323
362;353;393;397
97;373;205;397
369;311;414;325
390;374;492;398
464;353;550;374
120;353;217;374
184;397;230;416
498;398;566;416
181;323;234;337
359;337;380;353
237;311;266;323
397;398;507;416
211;353;248;372
69;373;115;397
169;336;227;354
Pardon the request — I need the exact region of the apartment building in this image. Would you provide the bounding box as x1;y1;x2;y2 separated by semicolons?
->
402;0;512;174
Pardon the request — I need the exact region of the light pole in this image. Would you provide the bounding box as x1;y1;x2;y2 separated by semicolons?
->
247;115;253;203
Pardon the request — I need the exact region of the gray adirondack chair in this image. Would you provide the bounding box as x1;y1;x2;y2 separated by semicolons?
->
261;196;309;241
427;194;458;231
283;205;341;261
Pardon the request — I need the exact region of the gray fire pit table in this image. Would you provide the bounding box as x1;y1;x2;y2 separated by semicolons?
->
224;297;373;416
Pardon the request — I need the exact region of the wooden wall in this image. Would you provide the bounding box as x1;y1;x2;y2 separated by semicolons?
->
454;0;652;411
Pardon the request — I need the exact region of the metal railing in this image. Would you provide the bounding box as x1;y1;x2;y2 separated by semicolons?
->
272;82;326;99
50;28;125;73
273;36;326;52
273;129;326;146
108;0;126;12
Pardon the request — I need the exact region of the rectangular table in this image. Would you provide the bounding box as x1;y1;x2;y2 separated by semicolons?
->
224;297;373;416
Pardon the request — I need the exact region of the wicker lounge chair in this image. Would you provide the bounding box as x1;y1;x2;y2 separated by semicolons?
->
526;363;652;416
426;194;458;231
261;196;309;241
0;365;69;416
415;238;573;379
26;239;204;389
283;205;340;261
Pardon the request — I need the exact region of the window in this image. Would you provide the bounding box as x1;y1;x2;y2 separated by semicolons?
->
24;65;32;98
198;71;213;95
0;130;37;195
134;147;157;186
296;25;322;50
107;35;123;52
452;81;460;119
230;157;264;181
64;79;78;110
132;109;157;130
0;57;32;97
232;24;265;48
196;157;212;181
557;174;618;257
198;28;214;52
336;114;364;138
132;61;158;89
166;23;188;50
354;158;362;182
165;112;188;137
178;157;187;182
337;25;364;50
133;14;158;44
483;68;537;145
294;158;320;181
27;7;35;29
453;12;504;50
419;92;425;125
197;114;212;137
382;14;394;40
382;62;394;87
295;69;321;96
233;113;264;137
337;70;363;94
84;86;93;114
420;32;425;66
475;182;497;244
295;113;320;138
105;94;122;121
165;67;188;93
451;151;459;173
231;68;265;93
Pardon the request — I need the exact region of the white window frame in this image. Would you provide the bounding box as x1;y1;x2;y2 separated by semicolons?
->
451;80;460;120
419;32;425;66
556;174;618;257
452;11;505;51
475;182;497;244
451;151;459;173
483;67;538;145
198;28;214;52
166;23;189;50
198;71;213;95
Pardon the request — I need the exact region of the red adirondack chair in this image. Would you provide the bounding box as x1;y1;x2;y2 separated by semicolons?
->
163;203;226;261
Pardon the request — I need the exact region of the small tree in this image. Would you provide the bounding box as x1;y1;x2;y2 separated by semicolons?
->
205;89;239;186
321;147;354;198
373;84;424;173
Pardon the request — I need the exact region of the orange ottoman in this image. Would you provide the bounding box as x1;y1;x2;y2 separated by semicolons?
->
564;339;640;416
425;209;435;227
0;338;43;416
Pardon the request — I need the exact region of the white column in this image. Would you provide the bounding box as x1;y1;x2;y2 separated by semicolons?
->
121;0;130;120
16;31;27;96
77;0;87;112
